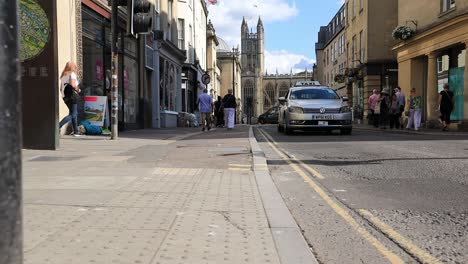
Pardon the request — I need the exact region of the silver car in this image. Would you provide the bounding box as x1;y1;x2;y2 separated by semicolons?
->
278;85;352;135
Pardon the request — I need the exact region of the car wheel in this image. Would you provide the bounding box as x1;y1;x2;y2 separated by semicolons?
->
277;124;283;132
284;117;293;135
340;128;352;135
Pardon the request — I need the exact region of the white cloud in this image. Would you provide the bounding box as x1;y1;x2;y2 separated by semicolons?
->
208;0;298;47
207;1;311;75
337;0;345;5
265;50;315;74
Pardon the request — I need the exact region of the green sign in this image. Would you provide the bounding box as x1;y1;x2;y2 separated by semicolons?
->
448;67;464;121
19;0;51;61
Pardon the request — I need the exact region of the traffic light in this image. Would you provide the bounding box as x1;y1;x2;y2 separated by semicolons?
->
127;0;153;36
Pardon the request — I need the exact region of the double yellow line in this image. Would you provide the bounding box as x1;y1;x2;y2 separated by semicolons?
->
256;127;441;264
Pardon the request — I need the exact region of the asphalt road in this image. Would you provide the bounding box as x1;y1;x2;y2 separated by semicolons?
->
254;125;468;264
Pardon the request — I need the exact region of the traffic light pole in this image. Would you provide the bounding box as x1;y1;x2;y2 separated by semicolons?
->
111;0;119;139
0;0;23;263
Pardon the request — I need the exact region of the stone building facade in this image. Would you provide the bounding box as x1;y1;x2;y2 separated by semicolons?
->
262;71;314;112
315;5;347;97
241;17;264;119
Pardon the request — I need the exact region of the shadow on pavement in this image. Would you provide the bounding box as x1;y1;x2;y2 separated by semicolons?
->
255;126;468;142
266;157;468;167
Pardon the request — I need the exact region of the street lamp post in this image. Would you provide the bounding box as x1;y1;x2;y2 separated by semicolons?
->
0;0;23;262
231;47;239;97
231;47;239;123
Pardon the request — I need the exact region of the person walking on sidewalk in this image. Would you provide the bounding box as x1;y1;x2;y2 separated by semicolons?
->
406;88;422;131
222;88;237;130
368;89;380;127
395;87;406;129
438;83;455;132
378;88;390;129
59;61;83;137
214;96;224;127
197;89;214;131
389;94;400;129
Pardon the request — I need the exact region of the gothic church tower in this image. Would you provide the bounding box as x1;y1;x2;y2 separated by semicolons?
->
241;17;264;119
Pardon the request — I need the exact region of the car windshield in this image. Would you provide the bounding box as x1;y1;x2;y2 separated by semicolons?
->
289;88;340;100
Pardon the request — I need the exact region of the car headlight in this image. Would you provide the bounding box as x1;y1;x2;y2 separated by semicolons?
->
339;106;351;113
288;106;304;114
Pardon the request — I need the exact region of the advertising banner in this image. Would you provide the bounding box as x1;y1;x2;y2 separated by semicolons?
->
84;96;108;127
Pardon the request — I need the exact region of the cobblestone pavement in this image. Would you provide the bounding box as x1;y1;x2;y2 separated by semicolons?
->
22;126;312;264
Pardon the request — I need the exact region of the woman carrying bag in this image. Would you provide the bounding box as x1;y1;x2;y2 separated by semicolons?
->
222;89;237;130
438;83;455;131
59;61;83;136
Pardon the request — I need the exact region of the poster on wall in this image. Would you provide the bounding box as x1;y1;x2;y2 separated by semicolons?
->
448;67;464;121
84;96;108;127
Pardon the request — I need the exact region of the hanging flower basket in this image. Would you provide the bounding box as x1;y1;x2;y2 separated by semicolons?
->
392;25;415;41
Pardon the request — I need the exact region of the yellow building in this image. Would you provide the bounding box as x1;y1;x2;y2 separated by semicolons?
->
206;20;222;98
394;0;468;128
216;38;242;121
344;0;398;121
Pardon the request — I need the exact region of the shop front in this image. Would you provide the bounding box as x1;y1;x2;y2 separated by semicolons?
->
158;41;185;128
81;4;142;131
395;14;468;128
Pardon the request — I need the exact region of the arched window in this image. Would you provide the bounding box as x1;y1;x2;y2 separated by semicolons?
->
243;79;254;116
279;82;289;97
264;83;275;109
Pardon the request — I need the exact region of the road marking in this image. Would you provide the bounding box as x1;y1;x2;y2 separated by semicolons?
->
334;189;347;192
229;164;251;168
256;128;405;264
259;128;325;179
228;167;251;171
358;209;442;264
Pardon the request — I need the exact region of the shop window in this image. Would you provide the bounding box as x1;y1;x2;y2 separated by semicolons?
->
437;55;449;73
457;49;466;67
442;0;455;12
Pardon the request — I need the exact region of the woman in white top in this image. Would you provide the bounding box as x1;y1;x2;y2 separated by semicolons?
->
59;61;82;136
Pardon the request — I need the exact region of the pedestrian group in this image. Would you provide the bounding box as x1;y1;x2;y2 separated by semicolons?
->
196;88;238;131
368;84;455;131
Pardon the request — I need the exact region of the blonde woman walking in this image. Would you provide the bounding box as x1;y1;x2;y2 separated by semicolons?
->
59;61;82;136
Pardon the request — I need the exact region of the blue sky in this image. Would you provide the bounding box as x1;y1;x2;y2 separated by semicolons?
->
207;0;344;74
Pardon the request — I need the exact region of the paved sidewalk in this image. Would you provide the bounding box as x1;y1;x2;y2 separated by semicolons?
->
22;125;315;264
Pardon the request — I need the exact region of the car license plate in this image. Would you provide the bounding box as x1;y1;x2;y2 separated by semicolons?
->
312;114;334;120
318;121;328;126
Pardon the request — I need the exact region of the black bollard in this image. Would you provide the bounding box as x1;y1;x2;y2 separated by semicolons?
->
0;0;23;263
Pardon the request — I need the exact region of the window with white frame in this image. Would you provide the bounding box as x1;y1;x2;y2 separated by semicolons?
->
352;35;356;66
353;0;356;18
342;35;346;54
359;31;364;63
335;41;338;61
167;0;173;41
331;45;335;62
177;19;184;50
442;0;455;12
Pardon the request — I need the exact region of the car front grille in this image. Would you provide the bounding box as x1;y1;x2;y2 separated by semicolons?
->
304;120;352;125
303;108;340;114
